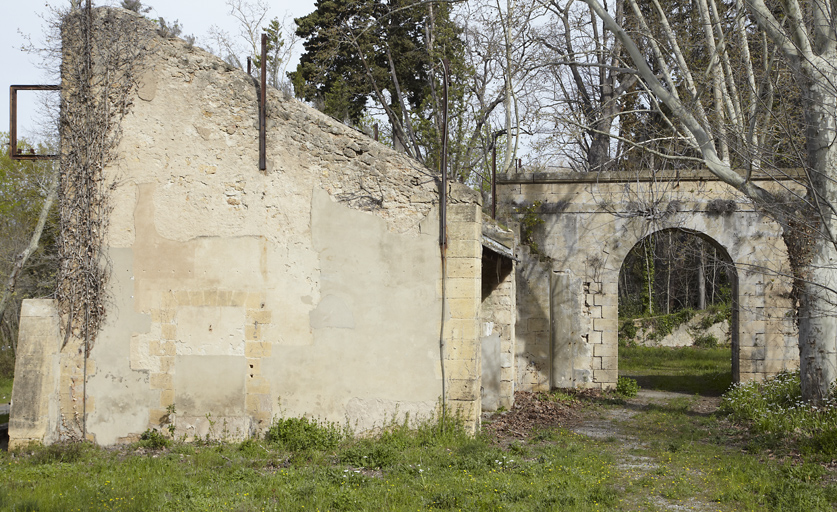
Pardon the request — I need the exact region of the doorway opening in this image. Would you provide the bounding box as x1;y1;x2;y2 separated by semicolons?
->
617;229;739;396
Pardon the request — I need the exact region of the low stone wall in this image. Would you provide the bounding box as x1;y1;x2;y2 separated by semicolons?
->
8;300;62;449
627;314;731;348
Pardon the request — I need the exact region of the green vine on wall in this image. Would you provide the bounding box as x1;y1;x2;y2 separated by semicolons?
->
517;201;546;258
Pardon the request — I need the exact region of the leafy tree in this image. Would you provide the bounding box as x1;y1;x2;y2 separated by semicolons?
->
253;18;287;89
0;134;58;374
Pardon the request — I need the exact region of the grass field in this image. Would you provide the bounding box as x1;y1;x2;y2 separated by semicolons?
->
2;388;836;511
619;345;733;395
3;349;836;511
0;420;624;512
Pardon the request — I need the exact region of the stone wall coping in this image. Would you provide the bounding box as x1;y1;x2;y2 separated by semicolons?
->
499;168;806;184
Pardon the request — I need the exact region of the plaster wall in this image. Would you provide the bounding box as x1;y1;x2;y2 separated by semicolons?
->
499;172;799;390
11;11;485;446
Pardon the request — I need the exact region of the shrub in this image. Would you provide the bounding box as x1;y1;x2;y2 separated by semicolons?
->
616;377;639;398
30;442;86;464
619;321;638;347
693;333;719;348
517;201;546;257
699;302;732;329
637;309;695;340
340;439;400;469
720;370;837;457
0;346;15;379
264;416;343;452
139;428;171;449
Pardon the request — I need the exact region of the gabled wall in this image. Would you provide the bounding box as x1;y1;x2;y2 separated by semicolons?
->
11;9;486;446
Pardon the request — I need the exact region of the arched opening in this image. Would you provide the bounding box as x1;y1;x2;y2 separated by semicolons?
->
617;228;739;395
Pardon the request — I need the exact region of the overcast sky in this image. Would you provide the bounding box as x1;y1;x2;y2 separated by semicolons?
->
1;0;315;143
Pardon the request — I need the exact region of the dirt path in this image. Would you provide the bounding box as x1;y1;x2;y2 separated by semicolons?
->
485;389;725;510
569;390;722;511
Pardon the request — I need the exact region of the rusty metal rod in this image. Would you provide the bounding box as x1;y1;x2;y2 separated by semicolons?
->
10;87;17;157
492;146;497;219
438;57;450;429
259;33;267;171
440;58;449;249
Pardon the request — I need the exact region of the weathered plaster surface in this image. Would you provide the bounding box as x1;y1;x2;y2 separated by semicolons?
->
8;300;62;448
479;232;516;411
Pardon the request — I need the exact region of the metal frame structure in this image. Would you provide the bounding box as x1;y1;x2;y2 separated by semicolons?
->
9;85;60;160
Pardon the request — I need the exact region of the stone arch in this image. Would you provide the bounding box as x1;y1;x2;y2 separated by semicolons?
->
614;227;740;380
502;170;800;392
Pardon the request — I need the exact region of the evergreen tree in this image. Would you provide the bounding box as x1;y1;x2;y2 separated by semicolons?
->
290;0;466;165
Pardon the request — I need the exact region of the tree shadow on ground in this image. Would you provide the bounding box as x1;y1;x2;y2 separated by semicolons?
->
621;373;732;397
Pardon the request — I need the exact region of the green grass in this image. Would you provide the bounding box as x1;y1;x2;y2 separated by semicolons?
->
617;394;837;511
0;376;12;404
2;380;837;512
0;419;622;511
619;345;733;395
721;371;837;459
2;393;836;511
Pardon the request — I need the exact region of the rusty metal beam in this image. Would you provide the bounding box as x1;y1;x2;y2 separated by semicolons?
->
259;34;267;171
9;85;60;160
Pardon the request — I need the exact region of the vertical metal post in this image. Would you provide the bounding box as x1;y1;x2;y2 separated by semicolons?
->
373;123;379;142
247;56;252;76
440;58;449;249
82;0;93;443
10;88;17;157
438;58;450;429
492;146;497;219
259;33;267;171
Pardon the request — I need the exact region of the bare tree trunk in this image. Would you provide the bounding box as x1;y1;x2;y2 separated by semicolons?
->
644;239;653;316
711;248;716;304
796;77;837;403
498;0;517;173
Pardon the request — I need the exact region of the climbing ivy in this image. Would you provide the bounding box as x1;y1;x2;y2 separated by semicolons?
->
517;201;545;258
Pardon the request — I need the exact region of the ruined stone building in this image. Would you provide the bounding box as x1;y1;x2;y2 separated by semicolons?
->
9;9;516;446
10;8;800;447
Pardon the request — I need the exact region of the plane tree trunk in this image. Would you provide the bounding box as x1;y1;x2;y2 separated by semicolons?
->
794;73;837;402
